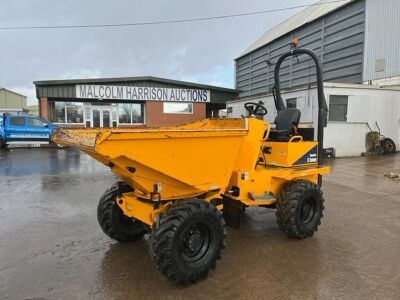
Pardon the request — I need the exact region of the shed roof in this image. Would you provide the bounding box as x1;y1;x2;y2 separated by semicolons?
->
0;86;27;98
237;0;355;58
33;76;238;93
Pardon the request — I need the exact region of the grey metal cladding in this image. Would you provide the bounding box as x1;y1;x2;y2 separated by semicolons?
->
38;85;77;98
235;0;365;98
363;0;400;81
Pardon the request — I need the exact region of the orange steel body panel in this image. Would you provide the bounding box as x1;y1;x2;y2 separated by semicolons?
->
52;118;330;225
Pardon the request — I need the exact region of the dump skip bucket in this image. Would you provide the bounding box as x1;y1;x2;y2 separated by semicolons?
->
52;119;256;200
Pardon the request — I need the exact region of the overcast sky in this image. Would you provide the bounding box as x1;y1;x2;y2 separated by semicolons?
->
0;0;316;105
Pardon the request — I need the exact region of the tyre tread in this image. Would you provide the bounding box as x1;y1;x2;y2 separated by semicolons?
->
97;182;145;243
276;180;324;239
150;199;226;284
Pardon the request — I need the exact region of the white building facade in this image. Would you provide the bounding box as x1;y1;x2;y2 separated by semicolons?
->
227;83;400;157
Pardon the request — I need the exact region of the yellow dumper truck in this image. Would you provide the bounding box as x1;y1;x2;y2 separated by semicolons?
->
53;47;330;284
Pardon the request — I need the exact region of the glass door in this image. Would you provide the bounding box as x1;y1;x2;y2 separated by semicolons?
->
102;110;110;127
89;106;114;128
86;105;115;128
92;108;101;127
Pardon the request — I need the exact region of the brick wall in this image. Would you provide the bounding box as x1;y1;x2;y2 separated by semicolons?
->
145;101;206;127
39;97;48;119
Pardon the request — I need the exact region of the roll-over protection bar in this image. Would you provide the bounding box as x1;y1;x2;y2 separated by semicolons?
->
273;48;329;185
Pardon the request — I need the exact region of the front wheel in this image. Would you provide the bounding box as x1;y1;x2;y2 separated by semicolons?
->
276;180;324;239
150;199;226;284
97;182;146;243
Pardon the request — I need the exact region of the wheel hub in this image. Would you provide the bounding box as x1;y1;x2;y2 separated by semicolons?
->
302;204;312;218
180;224;211;262
301;197;315;224
187;232;203;252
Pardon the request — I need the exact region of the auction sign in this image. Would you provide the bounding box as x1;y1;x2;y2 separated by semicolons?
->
76;84;210;102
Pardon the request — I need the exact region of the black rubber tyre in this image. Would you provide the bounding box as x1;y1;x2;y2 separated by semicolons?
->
150;199;226;284
97;182;145;243
382;138;396;154
0;139;8;149
276;180;324;239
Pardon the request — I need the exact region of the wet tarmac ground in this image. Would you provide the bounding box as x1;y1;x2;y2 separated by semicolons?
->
0;147;399;299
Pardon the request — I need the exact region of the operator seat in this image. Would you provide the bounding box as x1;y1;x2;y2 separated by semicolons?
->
268;108;301;141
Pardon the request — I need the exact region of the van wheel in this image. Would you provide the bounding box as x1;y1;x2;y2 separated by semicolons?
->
0;139;8;148
53;143;66;148
97;182;145;243
150;199;226;284
276;180;324;239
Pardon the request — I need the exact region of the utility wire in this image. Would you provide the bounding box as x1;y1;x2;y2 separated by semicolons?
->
0;0;349;30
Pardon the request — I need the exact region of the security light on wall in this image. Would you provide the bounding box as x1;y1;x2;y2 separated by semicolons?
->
291;37;301;47
265;59;273;66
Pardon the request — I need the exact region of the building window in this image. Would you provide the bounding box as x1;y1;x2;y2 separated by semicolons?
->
118;103;131;124
54;102;66;123
163;102;193;114
9;116;25;126
132;103;144;123
286;98;297;108
66;102;84;123
226;107;233;117
48;101;84;123
118;103;144;124
329;95;348;122
28;118;46;127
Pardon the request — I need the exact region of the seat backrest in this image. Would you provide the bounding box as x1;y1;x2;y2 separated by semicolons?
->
274;108;301;131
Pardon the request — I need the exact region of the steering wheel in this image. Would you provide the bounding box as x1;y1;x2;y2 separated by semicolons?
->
244;102;268;116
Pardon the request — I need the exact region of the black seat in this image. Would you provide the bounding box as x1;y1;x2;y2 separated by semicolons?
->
268;108;301;141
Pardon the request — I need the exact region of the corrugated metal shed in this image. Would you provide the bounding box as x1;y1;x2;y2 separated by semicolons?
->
238;0;355;58
0;87;27;98
363;0;400;81
0;87;27;109
236;0;365;98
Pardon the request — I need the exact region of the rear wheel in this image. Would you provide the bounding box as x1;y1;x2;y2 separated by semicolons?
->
97;182;145;243
382;138;396;154
276;180;324;239
150;199;226;284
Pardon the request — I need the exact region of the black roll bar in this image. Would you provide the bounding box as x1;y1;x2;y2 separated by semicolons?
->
273;48;329;184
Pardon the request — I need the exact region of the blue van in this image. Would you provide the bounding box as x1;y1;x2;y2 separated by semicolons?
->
0;113;59;148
